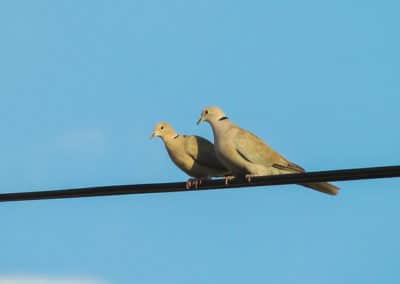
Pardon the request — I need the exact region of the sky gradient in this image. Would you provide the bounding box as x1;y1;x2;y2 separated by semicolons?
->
1;1;400;284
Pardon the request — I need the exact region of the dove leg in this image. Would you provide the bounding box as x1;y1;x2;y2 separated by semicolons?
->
245;174;256;183
186;178;197;189
186;178;209;189
224;175;236;185
186;178;194;189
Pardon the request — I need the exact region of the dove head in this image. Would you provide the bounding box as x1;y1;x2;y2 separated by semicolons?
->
150;122;177;140
197;106;227;125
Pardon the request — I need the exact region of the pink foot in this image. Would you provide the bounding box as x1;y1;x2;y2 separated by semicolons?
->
186;178;204;189
245;174;256;183
224;175;235;185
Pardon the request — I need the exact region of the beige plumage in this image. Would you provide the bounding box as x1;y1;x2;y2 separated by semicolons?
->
197;106;339;195
151;122;230;188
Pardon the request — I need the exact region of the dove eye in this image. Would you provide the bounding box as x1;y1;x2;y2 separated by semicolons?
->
205;110;209;114
160;126;164;130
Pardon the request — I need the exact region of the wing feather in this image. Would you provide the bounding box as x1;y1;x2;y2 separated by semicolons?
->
234;128;303;173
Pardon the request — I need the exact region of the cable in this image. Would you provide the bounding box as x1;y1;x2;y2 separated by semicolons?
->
0;165;399;202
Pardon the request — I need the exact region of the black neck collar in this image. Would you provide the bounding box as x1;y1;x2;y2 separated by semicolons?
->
218;116;229;121
173;134;179;139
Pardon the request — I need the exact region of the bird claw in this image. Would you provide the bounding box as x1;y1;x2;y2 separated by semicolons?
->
224;175;235;185
186;178;203;189
245;174;255;183
186;179;193;189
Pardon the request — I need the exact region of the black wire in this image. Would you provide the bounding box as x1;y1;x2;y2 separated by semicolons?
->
1;165;399;202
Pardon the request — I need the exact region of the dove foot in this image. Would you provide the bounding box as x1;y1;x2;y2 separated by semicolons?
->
245;174;258;183
224;175;236;185
186;178;205;189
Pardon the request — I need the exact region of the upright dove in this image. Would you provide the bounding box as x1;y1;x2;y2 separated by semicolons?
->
151;122;230;188
197;106;339;195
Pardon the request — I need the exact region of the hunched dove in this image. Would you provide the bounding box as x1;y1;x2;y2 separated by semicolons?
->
197;106;339;195
151;122;230;188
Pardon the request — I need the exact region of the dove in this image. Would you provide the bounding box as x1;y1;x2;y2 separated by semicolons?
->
151;122;230;188
197;106;339;195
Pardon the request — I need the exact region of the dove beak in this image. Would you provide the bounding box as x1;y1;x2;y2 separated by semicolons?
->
150;132;156;139
197;116;204;125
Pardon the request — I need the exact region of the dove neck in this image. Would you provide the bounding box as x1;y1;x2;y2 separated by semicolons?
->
209;118;233;142
162;132;179;143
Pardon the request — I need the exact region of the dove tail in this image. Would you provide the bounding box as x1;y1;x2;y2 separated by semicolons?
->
300;182;339;195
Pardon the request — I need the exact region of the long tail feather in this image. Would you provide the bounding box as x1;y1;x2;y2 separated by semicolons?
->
300;182;339;195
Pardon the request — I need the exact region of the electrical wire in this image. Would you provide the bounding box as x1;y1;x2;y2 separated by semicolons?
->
0;165;399;202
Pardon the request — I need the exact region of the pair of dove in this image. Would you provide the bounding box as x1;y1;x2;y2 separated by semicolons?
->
151;106;339;195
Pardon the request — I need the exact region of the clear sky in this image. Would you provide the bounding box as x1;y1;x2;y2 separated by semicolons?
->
1;1;399;284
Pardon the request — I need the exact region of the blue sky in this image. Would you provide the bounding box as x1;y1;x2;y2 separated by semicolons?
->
1;1;399;283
